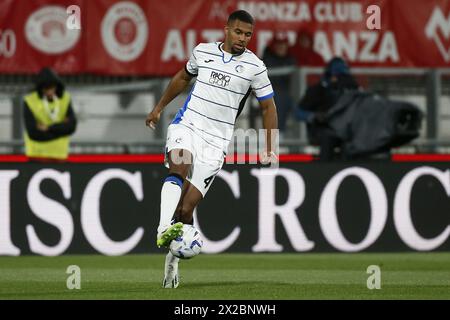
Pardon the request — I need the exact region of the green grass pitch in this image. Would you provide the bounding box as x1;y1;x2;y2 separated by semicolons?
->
0;253;448;299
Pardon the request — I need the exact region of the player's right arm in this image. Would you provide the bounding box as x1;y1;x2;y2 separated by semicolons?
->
146;68;194;129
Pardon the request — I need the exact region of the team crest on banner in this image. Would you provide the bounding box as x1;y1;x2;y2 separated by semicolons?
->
25;5;81;54
101;1;148;62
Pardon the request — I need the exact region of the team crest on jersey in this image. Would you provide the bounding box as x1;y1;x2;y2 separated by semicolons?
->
209;71;231;87
235;65;244;73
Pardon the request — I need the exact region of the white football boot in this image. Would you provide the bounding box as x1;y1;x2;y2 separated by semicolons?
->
162;251;180;288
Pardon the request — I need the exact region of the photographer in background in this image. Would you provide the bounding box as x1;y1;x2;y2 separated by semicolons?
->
296;57;359;160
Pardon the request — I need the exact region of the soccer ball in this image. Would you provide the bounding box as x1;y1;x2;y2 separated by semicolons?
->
169;224;203;259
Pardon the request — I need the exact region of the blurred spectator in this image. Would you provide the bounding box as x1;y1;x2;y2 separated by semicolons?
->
289;29;325;67
295;57;359;160
23;67;77;162
261;32;296;135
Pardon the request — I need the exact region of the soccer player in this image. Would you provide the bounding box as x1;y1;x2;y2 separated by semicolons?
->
145;10;278;288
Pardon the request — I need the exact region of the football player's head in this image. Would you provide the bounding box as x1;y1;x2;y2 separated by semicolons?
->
224;10;254;55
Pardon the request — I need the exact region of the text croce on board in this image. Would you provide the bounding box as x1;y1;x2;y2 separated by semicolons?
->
0;166;448;255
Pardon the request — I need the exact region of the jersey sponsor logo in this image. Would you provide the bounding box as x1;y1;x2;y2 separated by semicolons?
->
204;59;214;63
101;1;148;62
25;6;81;54
209;71;231;87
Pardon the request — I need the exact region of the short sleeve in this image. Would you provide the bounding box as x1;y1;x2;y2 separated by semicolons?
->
185;46;199;76
251;65;274;101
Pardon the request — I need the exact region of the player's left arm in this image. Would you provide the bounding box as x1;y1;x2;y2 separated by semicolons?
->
259;96;279;162
251;61;278;162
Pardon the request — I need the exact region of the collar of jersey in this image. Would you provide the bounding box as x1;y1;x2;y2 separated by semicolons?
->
218;42;245;64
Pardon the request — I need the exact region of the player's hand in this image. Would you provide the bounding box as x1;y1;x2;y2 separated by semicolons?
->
145;110;160;130
260;150;278;165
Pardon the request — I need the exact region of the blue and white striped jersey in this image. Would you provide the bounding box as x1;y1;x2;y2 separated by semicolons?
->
171;42;274;153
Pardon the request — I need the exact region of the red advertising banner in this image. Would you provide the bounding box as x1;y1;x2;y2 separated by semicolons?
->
0;0;84;74
0;0;449;75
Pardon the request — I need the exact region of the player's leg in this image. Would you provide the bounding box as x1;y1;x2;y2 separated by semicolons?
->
163;175;221;289
163;250;180;288
173;180;203;224
173;157;222;225
157;148;192;248
159;124;197;288
162;131;223;289
163;179;208;288
159;149;193;288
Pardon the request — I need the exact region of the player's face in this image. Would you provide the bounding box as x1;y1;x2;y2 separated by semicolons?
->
224;19;253;54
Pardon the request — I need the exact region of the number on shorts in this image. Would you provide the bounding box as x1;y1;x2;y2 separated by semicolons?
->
204;174;215;189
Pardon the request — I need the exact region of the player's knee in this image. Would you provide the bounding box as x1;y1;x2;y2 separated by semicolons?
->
168;167;189;180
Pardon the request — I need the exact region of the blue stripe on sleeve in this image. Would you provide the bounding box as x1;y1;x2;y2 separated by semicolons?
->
256;92;274;101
